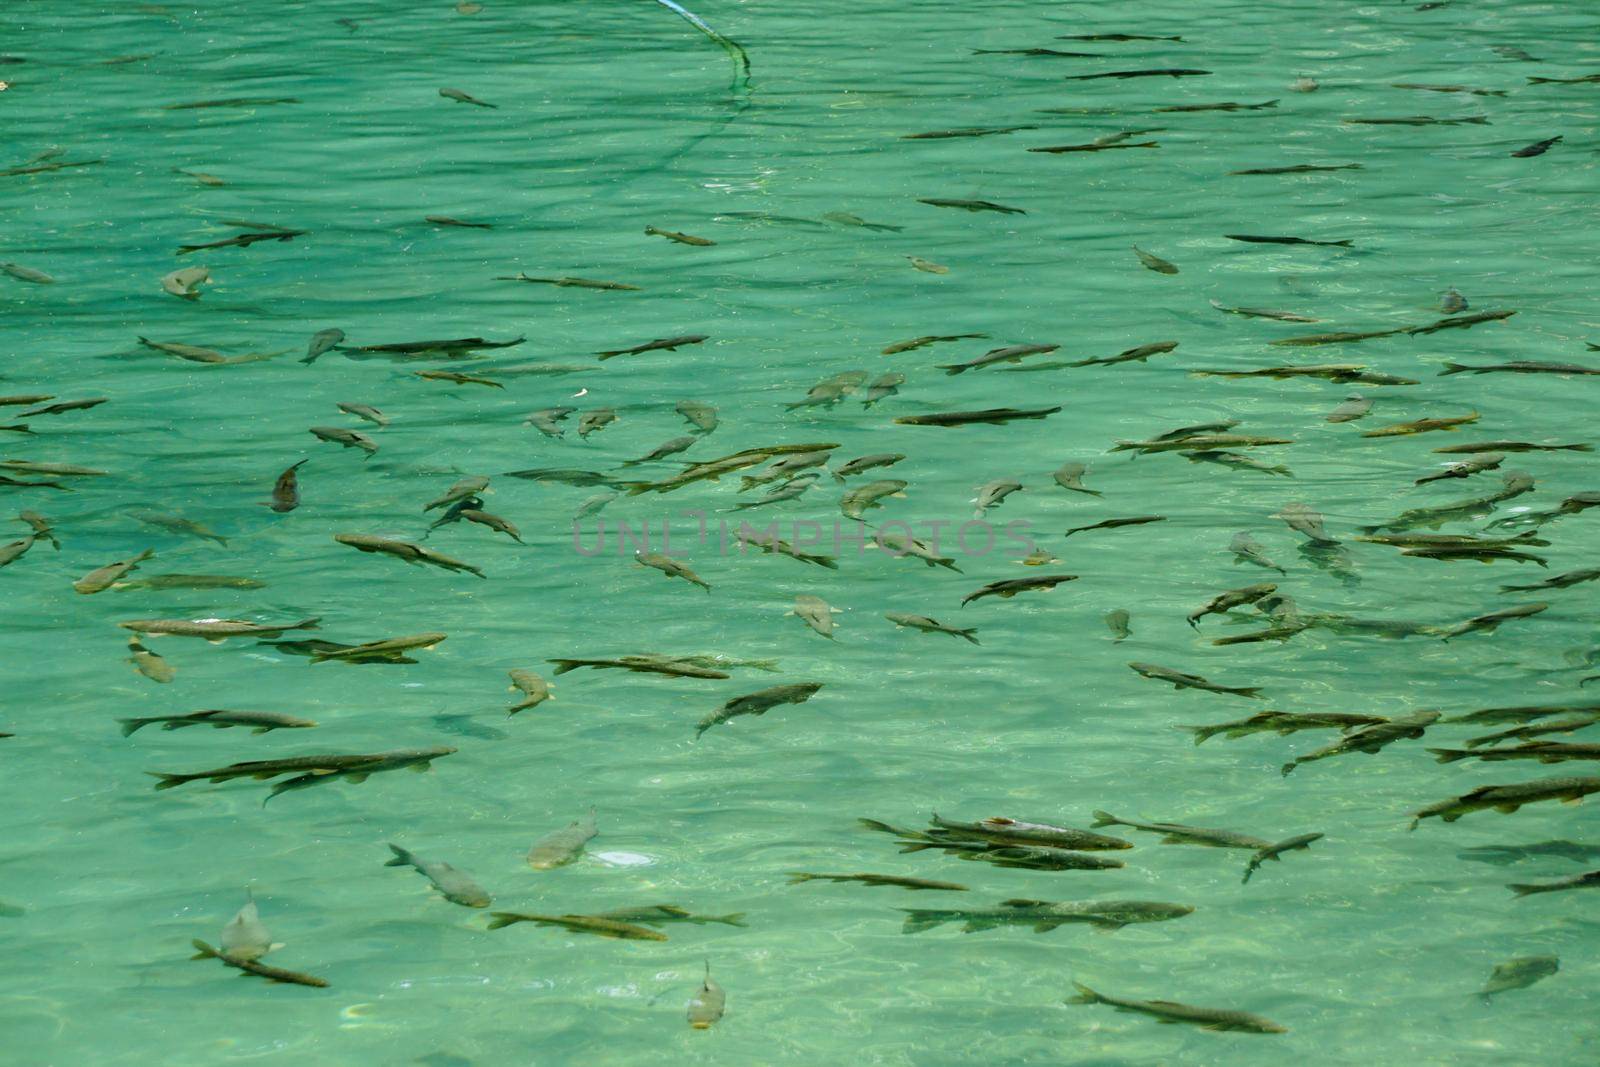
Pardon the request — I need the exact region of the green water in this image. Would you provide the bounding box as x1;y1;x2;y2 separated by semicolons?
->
3;1;1599;1063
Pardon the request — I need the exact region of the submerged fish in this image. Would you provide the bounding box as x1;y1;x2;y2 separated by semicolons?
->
527;810;598;869
384;844;491;907
687;963;726;1029
789;872;968;891
1068;983;1286;1034
696;683;824;737
1128;662;1263;698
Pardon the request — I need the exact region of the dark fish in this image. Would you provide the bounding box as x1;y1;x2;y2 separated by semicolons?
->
1064;515;1165;537
597;335;707;360
342;336;525;357
960;574;1078;606
1430;742;1600;765
1441;361;1599;376
903;124;1040;136
1229;163;1361;174
1282;711;1441;776
881;333;988;355
900;899;1192;935
497;273;640;290
938;343;1059;374
175;229;307;254
789;873;968;891
1225;233;1352;248
1527;73;1600;85
1064;69;1211;80
1344;115;1490;126
264;460;306;513
163;97;300;110
1512;136;1562;157
1242;833;1324;884
486;913;666;940
1507;872;1600;897
916;198;1026;215
1028;140;1160;154
894;407;1060;427
1159;100;1279;113
334;534;485;578
1178;710;1387;745
1068;984;1286;1034
1128;662;1262;698
696;683;824;737
439;87;497;108
415;370;502;388
1458;841;1600;865
425;215;492;228
1411;777;1600;828
644;226;715;245
1071;341;1177;367
547;656;729;679
1089;811;1272;849
1407;309;1516;335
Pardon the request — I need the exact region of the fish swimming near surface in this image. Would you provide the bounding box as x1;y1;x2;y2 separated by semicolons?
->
487;913;665;940
384;844;491;907
190;940;327;988
697;683;824;737
687;963;725;1029
1068;983;1286;1034
1128;662;1263;698
527;810;598;869
120;709;316;736
1410;777;1600;829
960;574;1079;606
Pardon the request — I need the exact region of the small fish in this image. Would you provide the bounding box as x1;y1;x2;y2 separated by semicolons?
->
1282;711;1441;776
1178;710;1387;745
1416;453;1505;485
301;328;345;364
1460;841;1600;865
22;396;112;415
1393;83;1507;96
220;893;279;961
841;479;907;520
938;343;1059;374
676;400;719;433
1064;69;1212;80
821;212;903;232
645;226;715;246
189;940;327;988
687;963;725;1029
862;372;904;407
1228;163;1360;175
597;335;707;360
1052;462;1099;495
0;262;54;284
335;534;485;578
1226;233;1352;248
263;460;306;513
120;709;315;736
697;683;824;737
904;124;1042;137
1512;135;1562;158
384;844;491;908
1507;872;1600;897
833;453;904;481
1275;502;1338;544
886;612;979;643
1209;300;1320;322
961;574;1078;606
119;616;318;641
1407;309;1516;335
573;493;616;520
310;633;448;664
917;198;1026;215
1441;360;1599;377
160;265;210;299
1241;833;1324;884
1411;777;1600;829
309;426;378;456
1502;568;1600;593
791;594;838;639
1057;33;1183;41
423;476;490;513
1029;140;1159;154
637;551;711;591
1326;395;1373;422
127;636;175;683
1527;73;1600;85
488;913;665;940
874;529;960;570
1068;983;1286;1034
1064;515;1165;538
1132;244;1184;273
1478;957;1560;1002
790;872;968;891
972;479;1023;517
527;810;598;869
1187;583;1276;627
74;548;155;594
495;273;640;291
1128;662;1262;698
507;670;552;714
425;215;492;229
1345;114;1490;126
1363;412;1479;438
592;905;746;927
115;574;266;591
547;656;727;680
336;402;387;427
895;407;1060;427
152;747;454;803
415;370;503;388
174;229;307;255
907;256;948;274
439;87;497;108
164;97;301;110
1069;341;1179;369
1089;811;1272;850
881;334;988;355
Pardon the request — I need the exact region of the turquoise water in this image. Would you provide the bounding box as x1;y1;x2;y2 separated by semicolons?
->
3;1;1599;1063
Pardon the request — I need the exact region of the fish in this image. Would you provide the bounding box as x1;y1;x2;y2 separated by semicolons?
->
341;336;524;358
173;168;224;188
333;403;386;430
439;87;496;108
1512;135;1562;157
0;262;54;284
1192;363;1416;384
645;226;715;246
126;637;175;683
971;47;1104;57
1502;568;1600;593
1527;73;1600;85
15;510;58;549
547;656;728;680
895;407;1061;427
1407;309;1516;335
423;476;490;513
1441;288;1469;313
862;372;904;407
264;460;306;513
120;709;315;736
1478;957;1560;1002
0;158;103;178
164;97;300;110
1463;718;1600;749
310;633;448;664
1362;472;1535;532
1104;609;1130;641
1325;395;1373;423
119;617;318;641
1161;100;1281;114
1434;440;1590;454
1440;360;1600;376
1228;532;1285;574
841;479;907;520
672;401;718;434
916;198;1026;215
591;905;745;927
220;893;278;961
1057;33;1183;41
175;229;307;255
637;551;712;591
909;841;1124;871
1241;833;1324;884
1410;777;1600;828
1064;69;1212;80
1228;163;1360;175
883;613;978;644
415;370;503;388
114;574;266;591
597;335;707;360
495;273;640;290
1445;703;1600;727
1209;300;1319;322
150;747;455;802
1128;662;1262;698
1029;140;1160;154
787;371;869;408
1459;841;1600;866
334;534;485;578
1344;114;1490;126
1281;711;1441;776
384;844;491;908
1091;811;1272;850
833;453;905;481
1068;983;1286;1034
1070;341;1178;368
1507;872;1600;897
901;898;1192;935
1362;413;1479;437
873;529;961;570
309;426;378;456
687;963;725;1029
905;124;1042;138
74;549;155;594
960;574;1079;606
1431;742;1600;765
425;215;492;229
1052;462;1100;495
820;212;903;232
927;814;1132;852
1112;434;1293;454
790;873;968;891
189;940;327;989
1275;502;1338;544
736;529;838;569
907;256;949;274
791;595;838;639
300;327;348;364
1187;451;1293;478
1186;583;1277;627
523;407;576;437
160;265;210;299
1393;83;1507;96
971;479;1023;517
697;683;824;737
1416;453;1505;485
938;343;1060;374
22;396;111;416
881;334;988;355
487;913;665;940
1178;710;1388;745
527;810;598;868
503;670;552;715
1226;233;1352;247
1065;515;1164;538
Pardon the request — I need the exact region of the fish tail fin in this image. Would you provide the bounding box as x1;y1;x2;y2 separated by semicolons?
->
1089;810;1120;828
857;818;900;835
715;913;748;927
1438;363;1469;376
1261;99;1279;107
486;913;522;930
786;873;816;884
1507;883;1542;898
383;844;412;867
1231;686;1265;699
1178;725;1214;746
936;558;962;572
1067;982;1101;1005
596;351;619;360
189;939;221;960
1428;748;1466;764
148;771;188;790
119;718;153;737
294;617;320;630
1527;76;1553;84
898;910;948;934
958;628;980;644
